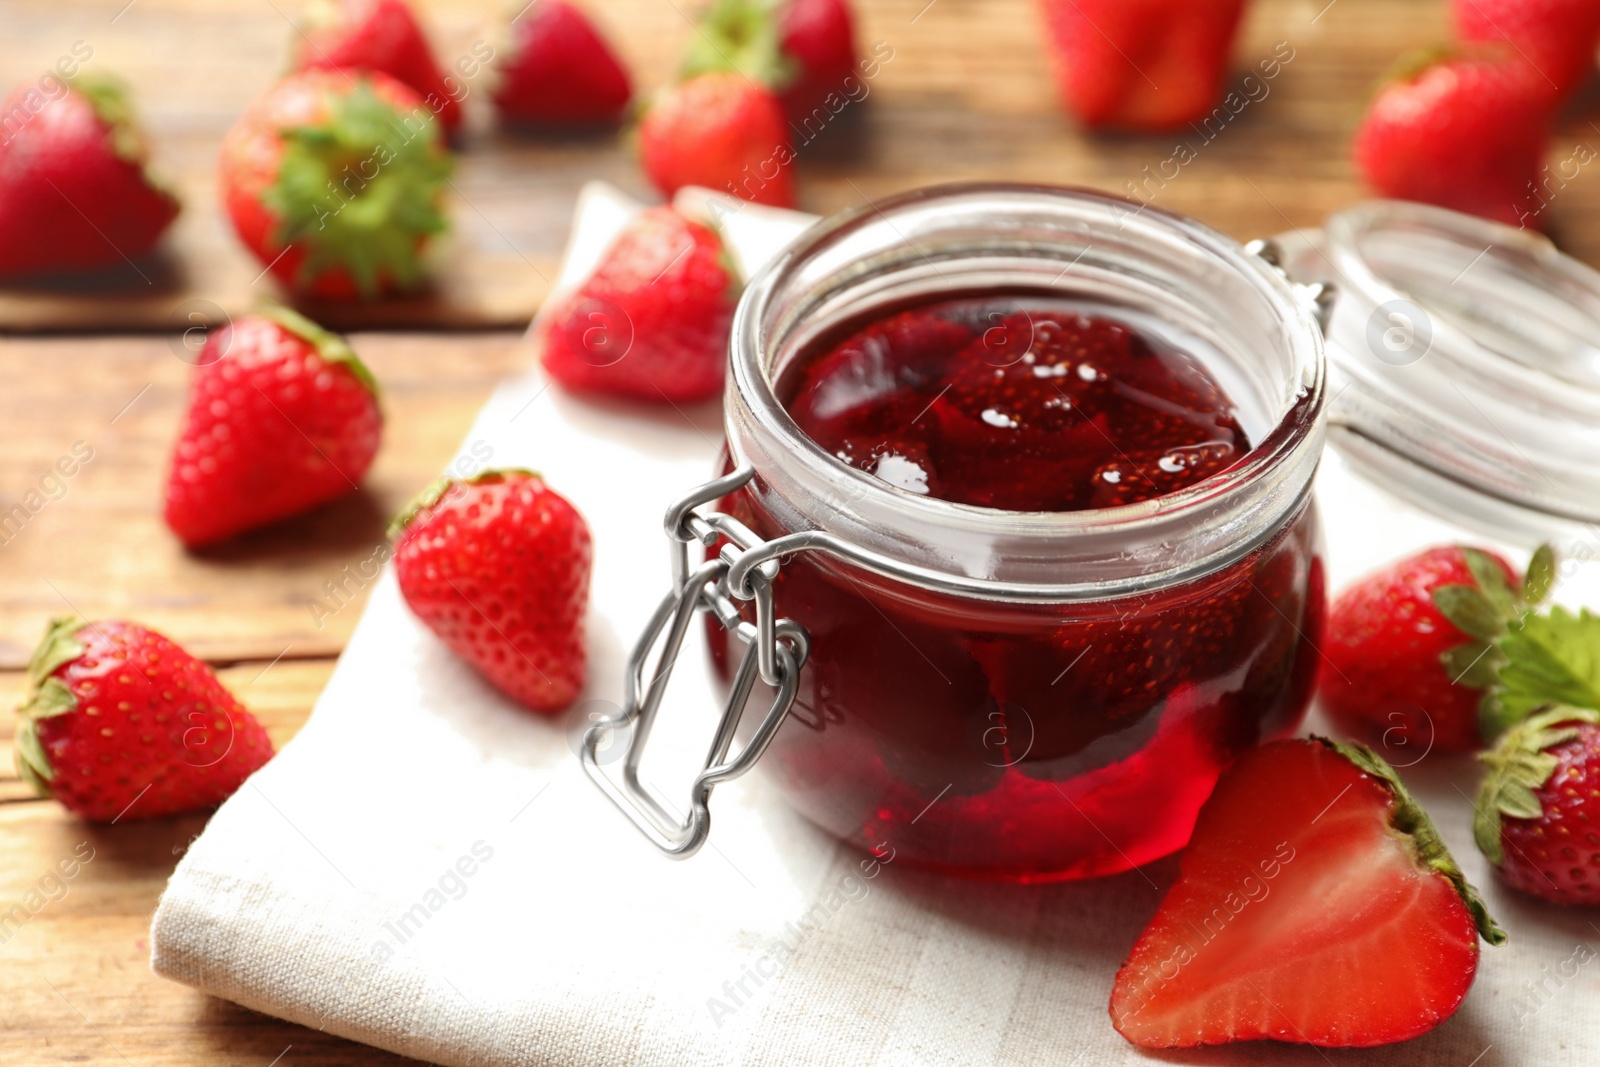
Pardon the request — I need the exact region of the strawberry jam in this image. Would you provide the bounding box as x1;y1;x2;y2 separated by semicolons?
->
713;297;1324;882
783;297;1251;510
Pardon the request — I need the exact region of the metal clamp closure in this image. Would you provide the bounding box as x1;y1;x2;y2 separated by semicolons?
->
580;464;809;858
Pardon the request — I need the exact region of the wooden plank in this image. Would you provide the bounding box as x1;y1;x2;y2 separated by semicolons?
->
0;331;526;669
5;0;1600;332
0;662;430;1066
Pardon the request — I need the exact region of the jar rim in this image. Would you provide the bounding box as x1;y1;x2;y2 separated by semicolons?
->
726;182;1329;599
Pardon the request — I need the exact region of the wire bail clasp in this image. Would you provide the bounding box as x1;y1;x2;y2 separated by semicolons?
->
579;463;810;858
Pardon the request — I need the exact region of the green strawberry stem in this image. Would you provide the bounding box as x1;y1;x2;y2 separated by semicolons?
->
256;303;380;398
73;75;150;163
387;467;541;539
14;617;88;794
679;0;796;89
264;79;454;297
1315;736;1506;945
1475;706;1600;865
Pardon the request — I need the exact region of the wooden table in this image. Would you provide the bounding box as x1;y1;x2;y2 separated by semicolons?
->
4;0;1598;1062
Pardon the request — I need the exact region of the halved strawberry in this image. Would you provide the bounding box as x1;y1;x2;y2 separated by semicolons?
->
1111;737;1502;1049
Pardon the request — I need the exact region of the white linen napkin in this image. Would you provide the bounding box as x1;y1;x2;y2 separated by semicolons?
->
150;185;1600;1067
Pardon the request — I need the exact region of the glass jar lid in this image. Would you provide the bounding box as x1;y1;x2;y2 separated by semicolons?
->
1275;200;1600;545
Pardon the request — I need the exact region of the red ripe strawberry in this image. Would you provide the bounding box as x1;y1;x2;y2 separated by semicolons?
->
1477;706;1600;905
638;72;796;208
1453;0;1600;100
1112;737;1502;1049
164;307;382;548
218;69;453;299
776;0;859;121
1036;0;1248;131
295;0;462;135
391;470;592;713
14;618;274;822
0;76;179;278
682;0;858;124
1318;545;1551;754
1352;50;1554;228
538;206;738;403
492;0;632;124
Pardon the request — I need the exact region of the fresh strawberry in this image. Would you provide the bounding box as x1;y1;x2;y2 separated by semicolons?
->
1453;0;1600;101
1036;0;1248;131
163;307;382;548
637;72;795;208
218;69;453;299
391;470;592;713
1112;737;1502;1049
683;0;859;123
776;0;859;120
538;206;738;403
1319;545;1551;754
1352;50;1554;227
294;0;462;135
492;0;632;124
0;76;178;278
14;618;274;821
1477;706;1600;904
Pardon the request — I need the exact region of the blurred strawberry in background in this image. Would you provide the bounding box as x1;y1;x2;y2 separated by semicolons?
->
0;75;179;278
218;69;454;299
775;0;859;120
164;307;382;548
1352;49;1553;227
682;0;860;123
293;0;464;136
539;205;738;403
1451;0;1600;101
492;0;633;125
637;71;795;206
1035;0;1249;131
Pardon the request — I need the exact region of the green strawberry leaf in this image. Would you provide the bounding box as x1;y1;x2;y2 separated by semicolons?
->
387;467;540;540
265;78;454;298
1494;607;1600;723
1523;543;1556;608
1440;640;1503;690
255;303;380;399
1317;737;1506;946
25;617;86;689
680;0;797;89
1475;706;1600;866
1433;585;1506;642
1462;546;1516;617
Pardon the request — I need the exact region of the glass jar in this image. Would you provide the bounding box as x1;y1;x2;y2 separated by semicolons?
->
582;184;1331;882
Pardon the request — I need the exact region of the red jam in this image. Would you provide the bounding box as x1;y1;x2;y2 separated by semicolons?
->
714;298;1324;881
784;297;1251;511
